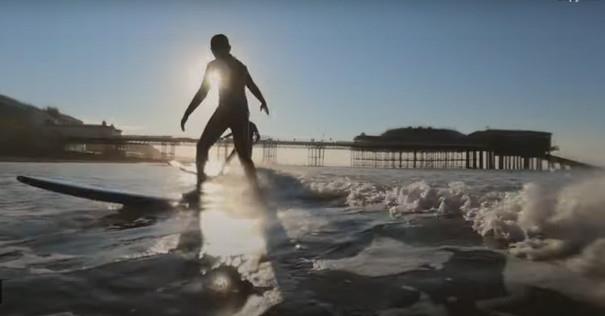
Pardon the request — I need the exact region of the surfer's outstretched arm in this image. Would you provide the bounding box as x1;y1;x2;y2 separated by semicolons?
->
246;71;269;115
181;65;212;131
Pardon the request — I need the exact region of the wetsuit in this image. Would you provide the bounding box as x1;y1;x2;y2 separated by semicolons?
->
196;55;256;183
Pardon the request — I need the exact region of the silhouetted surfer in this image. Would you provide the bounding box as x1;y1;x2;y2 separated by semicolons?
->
180;34;269;194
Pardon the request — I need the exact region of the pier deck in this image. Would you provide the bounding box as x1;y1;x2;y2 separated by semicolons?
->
63;131;595;171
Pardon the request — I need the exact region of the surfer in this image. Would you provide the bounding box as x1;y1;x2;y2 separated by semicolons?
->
220;121;260;172
180;34;269;193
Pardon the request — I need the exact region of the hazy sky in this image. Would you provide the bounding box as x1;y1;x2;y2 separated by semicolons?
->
1;0;604;165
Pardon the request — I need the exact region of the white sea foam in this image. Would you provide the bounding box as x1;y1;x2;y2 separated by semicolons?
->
312;237;452;277
0;245;77;273
296;173;478;216
464;175;605;269
284;170;605;308
280;170;605;278
262;168;605;284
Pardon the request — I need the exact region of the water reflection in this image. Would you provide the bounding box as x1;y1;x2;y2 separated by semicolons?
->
161;172;285;314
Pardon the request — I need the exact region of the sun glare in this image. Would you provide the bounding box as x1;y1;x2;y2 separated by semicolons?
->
208;71;222;88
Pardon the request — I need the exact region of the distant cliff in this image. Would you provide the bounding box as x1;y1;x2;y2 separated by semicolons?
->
0;95;160;162
0;95;83;154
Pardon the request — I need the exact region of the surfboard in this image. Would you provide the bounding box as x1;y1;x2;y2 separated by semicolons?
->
167;160;197;175
17;176;178;208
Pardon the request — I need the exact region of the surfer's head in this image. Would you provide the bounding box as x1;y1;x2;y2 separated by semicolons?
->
211;34;231;58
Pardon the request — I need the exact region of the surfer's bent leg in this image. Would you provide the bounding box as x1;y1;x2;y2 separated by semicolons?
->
247;134;254;158
196;110;228;189
231;113;257;182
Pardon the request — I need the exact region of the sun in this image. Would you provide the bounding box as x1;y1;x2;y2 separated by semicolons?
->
208;71;222;89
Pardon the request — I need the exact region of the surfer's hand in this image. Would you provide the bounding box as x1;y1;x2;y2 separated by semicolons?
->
180;116;188;131
260;102;269;115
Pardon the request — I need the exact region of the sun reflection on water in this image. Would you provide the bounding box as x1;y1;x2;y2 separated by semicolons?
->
168;163;282;311
200;208;265;258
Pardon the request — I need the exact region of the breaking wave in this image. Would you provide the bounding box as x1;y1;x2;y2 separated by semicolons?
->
262;169;605;275
292;173;479;216
472;175;605;277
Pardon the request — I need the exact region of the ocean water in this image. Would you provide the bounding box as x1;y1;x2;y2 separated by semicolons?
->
1;161;605;315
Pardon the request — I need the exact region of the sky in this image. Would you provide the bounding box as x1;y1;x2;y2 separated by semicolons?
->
1;0;604;165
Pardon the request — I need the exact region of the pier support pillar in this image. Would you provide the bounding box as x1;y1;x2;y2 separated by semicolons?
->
479;151;484;170
489;151;495;169
413;150;417;168
465;150;470;169
399;152;403;168
160;142;167;160
523;156;529;170
307;145;325;167
262;141;277;164
169;143;176;160
538;158;543;171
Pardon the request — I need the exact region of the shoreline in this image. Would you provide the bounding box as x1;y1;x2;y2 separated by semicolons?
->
0;156;174;164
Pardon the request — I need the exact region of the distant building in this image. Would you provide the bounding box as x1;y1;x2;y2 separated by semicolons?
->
352;127;555;170
467;129;551;157
45;121;122;139
354;127;552;155
46;122;123;156
354;127;467;146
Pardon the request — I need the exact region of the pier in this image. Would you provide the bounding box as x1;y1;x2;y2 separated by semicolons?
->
62;127;595;171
